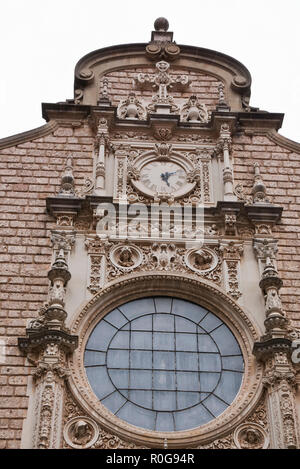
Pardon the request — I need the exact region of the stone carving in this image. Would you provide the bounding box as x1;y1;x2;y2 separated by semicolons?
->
234;423;269;449
95;118;110;191
177;135;214;144
85;237;109;293
135;60;189;113
216;82;230;111
197;435;233;449
56;215;74;227
76;176;94;198
153;127;173;141
109;244;143;271
50;230;76;252
255;224;272;235
117;92;147;120
215;124;236;202
127;150;141;181
111;131;149;141
146;17;180;62
151;243;176;269
98;77;111;105
180;95;209;123
113;148;128;201
234;183;252;205
185;247;221;284
154;142;172;160
182;149;212;204
224;213;237;236
74;89;83;104
252;163;270;204
64;416;99;449
220;242;243;300
254;238;278;262
59;156;75;196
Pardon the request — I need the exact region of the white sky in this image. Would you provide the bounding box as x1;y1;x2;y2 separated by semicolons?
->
0;0;299;142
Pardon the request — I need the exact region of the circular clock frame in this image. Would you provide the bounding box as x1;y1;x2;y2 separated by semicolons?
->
129;151;196;200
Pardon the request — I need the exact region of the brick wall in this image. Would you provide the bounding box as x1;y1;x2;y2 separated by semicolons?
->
233;133;300;328
0;123;94;448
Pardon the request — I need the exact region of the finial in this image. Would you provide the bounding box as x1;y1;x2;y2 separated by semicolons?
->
154;17;169;32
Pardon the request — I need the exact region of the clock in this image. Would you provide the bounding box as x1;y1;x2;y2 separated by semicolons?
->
140;161;187;195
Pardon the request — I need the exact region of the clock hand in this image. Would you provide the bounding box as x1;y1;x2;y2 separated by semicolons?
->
160;171;177;187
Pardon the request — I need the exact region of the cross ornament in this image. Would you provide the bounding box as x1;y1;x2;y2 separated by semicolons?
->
135;61;189;112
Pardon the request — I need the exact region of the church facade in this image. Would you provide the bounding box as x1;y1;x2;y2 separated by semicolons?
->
0;18;300;449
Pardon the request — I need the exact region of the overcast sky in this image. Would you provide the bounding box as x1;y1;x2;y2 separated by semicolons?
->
0;0;299;142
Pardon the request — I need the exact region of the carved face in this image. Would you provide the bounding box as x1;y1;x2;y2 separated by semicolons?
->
140;161;186;194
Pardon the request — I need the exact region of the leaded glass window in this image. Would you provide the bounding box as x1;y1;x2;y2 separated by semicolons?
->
84;297;244;432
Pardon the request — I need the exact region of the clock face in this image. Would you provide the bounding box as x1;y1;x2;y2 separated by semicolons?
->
140;161;186;194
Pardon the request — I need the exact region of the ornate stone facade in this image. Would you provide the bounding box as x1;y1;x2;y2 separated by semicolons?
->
0;18;299;449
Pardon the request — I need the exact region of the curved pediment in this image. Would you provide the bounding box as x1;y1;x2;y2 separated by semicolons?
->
73;22;252;113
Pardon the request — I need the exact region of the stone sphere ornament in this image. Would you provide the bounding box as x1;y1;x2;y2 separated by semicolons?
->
154;17;169;32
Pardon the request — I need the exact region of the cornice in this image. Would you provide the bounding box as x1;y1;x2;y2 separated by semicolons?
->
0;120;58;150
244;128;300;153
74;42;252;95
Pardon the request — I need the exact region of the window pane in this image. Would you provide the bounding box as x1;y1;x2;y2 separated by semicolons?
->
107;349;129;368
214;371;243;404
86;321;116;350
86;366;114;400
84;350;106;367
154;351;175;370
117;401;156;430
131;350;152;369
130;370;152;389
153;371;176;390
176;352;198;371
222;355;244;372
153;314;174;331
199;353;221;372
153;332;174;351
131;315;152;331
174;403;213;430
110;330;130;349
101;390;127;414
119;298;155;320
131;331;152;350
154;297;172;313
203;394;228;417
153;391;176;411
211;325;242;356
176;333;197;352
176;371;200;391
105;308;128;329
172;299;207;323
199;313;222;333
156;412;174;431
